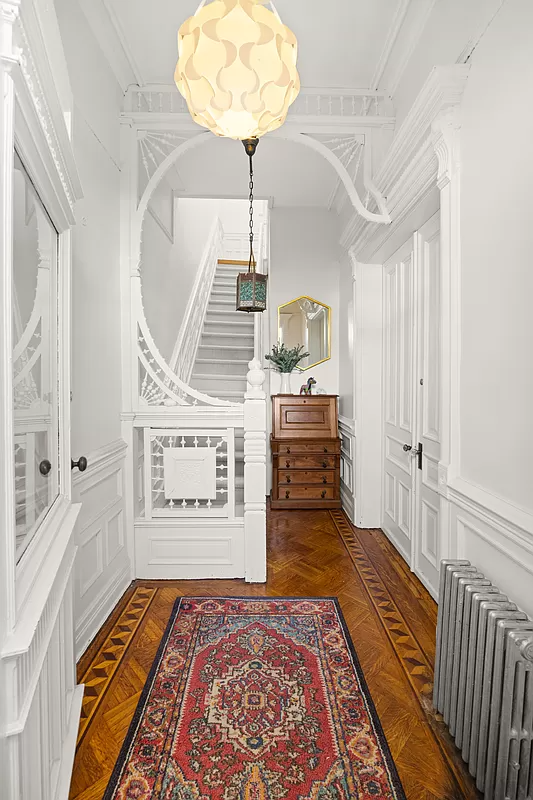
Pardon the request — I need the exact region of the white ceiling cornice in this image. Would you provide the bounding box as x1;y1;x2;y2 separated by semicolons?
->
369;0;412;90
376;0;437;94
78;0;143;90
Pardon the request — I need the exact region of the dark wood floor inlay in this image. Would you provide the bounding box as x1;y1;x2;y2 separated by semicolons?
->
69;509;480;800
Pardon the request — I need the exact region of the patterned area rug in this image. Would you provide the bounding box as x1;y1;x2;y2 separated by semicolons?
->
103;597;406;800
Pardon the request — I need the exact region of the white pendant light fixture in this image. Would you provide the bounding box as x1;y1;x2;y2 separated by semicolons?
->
175;0;300;140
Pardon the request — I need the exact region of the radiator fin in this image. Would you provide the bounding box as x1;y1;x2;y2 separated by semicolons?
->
434;559;533;800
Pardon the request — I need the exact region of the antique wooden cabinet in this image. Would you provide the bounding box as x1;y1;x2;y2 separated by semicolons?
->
271;395;341;509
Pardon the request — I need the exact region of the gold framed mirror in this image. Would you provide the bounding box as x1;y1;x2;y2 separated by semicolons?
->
277;295;331;370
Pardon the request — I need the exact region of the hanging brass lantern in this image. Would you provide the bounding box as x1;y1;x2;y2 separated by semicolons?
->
236;137;267;313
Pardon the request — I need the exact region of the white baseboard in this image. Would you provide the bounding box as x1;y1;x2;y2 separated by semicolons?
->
75;562;131;660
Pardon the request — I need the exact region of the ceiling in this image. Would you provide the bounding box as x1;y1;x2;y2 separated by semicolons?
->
83;0;432;92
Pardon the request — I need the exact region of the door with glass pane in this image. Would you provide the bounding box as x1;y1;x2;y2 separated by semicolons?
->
12;152;60;560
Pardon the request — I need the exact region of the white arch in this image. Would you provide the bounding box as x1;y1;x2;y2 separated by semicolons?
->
136;128;391;234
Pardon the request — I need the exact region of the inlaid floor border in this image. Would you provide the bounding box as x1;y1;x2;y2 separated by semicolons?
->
329;510;479;800
77;586;157;744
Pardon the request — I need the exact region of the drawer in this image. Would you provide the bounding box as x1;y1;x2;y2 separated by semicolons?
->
275;442;340;455
277;486;336;500
276;455;337;469
278;470;335;485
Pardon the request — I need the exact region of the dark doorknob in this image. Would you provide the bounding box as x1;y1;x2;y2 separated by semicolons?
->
71;456;88;472
39;459;52;476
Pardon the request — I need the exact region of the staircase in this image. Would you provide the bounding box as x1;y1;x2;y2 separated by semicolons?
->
189;259;257;517
190;260;255;403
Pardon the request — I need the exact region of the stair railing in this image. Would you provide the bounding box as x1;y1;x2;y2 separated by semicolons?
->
169;218;224;384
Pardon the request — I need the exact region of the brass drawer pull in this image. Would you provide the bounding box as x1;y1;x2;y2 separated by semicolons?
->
321;490;326;498
285;490;290;499
286;460;290;468
286;447;291;454
322;476;327;484
286;476;291;483
324;447;328;453
322;460;327;468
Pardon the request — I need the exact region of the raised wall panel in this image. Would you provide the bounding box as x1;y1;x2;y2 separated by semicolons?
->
135;523;245;579
72;440;130;659
106;508;124;564
385;473;395;520
79;527;103;595
421;499;439;567
422;230;440;442
398;481;411;538
399;254;413;433
384;267;397;426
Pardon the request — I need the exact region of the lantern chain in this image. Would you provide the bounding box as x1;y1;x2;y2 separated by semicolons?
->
248;153;255;273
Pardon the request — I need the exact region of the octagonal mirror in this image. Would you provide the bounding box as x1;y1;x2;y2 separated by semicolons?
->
278;296;330;370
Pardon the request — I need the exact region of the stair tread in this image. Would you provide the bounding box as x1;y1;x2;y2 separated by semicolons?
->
198;343;253;349
192;374;247;381
196;358;250;364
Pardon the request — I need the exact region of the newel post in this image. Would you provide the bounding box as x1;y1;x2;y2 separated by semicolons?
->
243;358;267;583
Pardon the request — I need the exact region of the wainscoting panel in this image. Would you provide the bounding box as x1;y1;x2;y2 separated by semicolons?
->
72;439;131;659
339;416;356;524
134;521;245;579
449;479;533;619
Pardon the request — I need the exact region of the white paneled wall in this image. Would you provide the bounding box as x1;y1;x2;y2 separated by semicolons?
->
72;440;130;659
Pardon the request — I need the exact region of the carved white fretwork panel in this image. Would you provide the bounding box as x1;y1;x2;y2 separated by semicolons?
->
163;447;217;500
137;130;193;201
144;429;236;518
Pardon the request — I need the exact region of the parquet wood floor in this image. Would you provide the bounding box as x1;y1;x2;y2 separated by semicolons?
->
71;509;480;800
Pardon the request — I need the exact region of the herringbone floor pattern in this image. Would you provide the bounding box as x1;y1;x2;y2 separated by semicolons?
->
70;509;480;800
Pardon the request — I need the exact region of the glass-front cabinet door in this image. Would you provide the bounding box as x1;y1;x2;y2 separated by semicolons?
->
12;152;60;561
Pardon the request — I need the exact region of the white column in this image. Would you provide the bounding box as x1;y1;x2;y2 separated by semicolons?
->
432;107;462;560
243;358;267;583
352;253;383;528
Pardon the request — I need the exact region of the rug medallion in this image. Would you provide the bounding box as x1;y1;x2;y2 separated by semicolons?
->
103;597;405;800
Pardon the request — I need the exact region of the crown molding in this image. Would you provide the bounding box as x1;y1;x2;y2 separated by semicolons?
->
377;0;438;94
78;0;141;91
342;64;469;259
369;0;412;90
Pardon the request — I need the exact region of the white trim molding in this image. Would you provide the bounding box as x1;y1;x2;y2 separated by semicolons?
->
448;478;533;618
343;65;470;260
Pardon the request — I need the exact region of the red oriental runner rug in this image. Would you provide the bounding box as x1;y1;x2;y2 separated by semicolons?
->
103;597;406;800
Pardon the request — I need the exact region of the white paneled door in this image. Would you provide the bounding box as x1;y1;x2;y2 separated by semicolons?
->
382;213;441;597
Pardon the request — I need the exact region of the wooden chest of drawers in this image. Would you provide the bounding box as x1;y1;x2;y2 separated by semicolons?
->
271;395;341;509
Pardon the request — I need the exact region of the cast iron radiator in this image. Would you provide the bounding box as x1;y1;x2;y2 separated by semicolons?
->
434;560;533;800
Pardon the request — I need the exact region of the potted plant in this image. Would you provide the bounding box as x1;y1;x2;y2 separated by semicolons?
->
265;342;310;394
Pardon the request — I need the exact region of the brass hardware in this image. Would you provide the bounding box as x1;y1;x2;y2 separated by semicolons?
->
321;490;326;498
322;460;327;468
285;490;290;499
286;447;290;454
286;460;290;468
323;447;328;453
322;476;327;484
286;476;291;483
